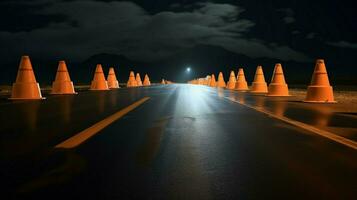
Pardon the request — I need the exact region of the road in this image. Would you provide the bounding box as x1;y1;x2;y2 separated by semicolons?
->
0;84;356;199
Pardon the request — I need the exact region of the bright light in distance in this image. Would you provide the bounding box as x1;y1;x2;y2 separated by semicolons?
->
186;67;191;72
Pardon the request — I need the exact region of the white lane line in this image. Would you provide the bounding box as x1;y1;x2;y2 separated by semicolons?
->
225;97;357;150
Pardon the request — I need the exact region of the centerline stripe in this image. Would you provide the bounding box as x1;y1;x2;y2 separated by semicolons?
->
55;97;150;149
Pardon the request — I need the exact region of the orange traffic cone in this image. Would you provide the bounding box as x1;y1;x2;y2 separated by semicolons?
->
10;56;44;100
143;74;151;86
90;64;109;90
161;79;166;84
235;68;249;91
209;74;217;87
206;75;211;86
198;78;205;85
250;66;268;94
216;72;226;88
136;73;143;86
127;71;138;87
51;61;77;94
226;71;236;90
107;67;120;89
304;59;335;103
267;63;289;96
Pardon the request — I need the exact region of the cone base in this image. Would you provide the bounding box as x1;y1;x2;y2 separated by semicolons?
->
226;82;236;90
303;100;337;103
267;94;291;97
51;93;78;95
9;97;46;100
108;81;120;89
217;84;226;88
90;81;109;91
267;84;289;97
10;82;44;100
127;80;138;87
304;85;335;103
250;82;268;94
51;81;77;95
235;82;249;91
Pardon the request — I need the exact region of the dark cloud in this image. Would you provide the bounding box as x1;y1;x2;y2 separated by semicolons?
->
277;8;295;24
306;32;317;39
326;41;357;49
0;0;310;62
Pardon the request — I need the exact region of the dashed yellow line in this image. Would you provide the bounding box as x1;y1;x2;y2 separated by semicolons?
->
225;97;357;150
55;97;150;149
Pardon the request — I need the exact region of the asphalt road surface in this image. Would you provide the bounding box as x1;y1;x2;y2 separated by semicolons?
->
0;84;356;199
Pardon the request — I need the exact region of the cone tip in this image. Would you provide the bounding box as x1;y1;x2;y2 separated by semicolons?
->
316;59;325;63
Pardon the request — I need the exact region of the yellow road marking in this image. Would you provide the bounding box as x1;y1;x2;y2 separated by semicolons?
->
55;97;150;149
225;97;357;150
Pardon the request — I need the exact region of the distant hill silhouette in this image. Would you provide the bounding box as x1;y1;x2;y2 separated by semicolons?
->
1;45;356;85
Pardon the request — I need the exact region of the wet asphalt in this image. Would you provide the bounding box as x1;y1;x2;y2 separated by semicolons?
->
0;84;356;199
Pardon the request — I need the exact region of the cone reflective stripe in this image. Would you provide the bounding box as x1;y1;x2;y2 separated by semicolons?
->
10;56;44;100
161;79;166;84
136;73;143;86
226;71;236;90
267;63;289;96
250;66;268;94
143;74;151;86
304;59;335;103
216;72;226;88
107;67;119;89
235;68;249;91
127;71;138;87
51;61;76;94
209;74;217;87
90;64;109;90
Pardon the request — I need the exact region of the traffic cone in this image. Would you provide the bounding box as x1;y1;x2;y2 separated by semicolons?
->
127;71;138;87
216;72;226;88
235;68;249;91
107;67;119;89
198;78;205;85
161;79;166;84
90;64;109;90
136;73;143;86
250;66;268;94
209;74;217;87
226;71;236;90
10;55;44;100
267;63;289;96
51;61;77;94
304;59;335;103
206;75;211;86
143;74;151;86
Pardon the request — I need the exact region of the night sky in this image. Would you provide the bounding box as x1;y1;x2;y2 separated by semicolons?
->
0;0;356;84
